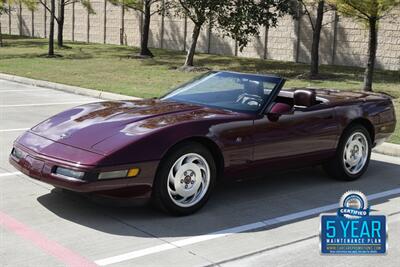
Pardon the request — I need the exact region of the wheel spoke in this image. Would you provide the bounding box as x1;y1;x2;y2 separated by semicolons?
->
343;131;369;175
173;157;185;174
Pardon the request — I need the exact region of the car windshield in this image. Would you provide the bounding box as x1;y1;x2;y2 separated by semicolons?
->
162;72;283;113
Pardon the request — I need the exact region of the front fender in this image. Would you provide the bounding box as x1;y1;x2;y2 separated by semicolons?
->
93;119;224;166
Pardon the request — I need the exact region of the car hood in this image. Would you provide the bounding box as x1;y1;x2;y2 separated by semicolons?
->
31;99;242;154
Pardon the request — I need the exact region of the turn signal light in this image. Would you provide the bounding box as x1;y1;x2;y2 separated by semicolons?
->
98;168;140;180
127;168;140;177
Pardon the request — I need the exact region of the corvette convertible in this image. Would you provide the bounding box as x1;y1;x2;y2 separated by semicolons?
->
10;71;396;215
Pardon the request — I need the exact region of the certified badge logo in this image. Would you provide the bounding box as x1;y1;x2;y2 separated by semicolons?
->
338;191;369;219
320;191;387;255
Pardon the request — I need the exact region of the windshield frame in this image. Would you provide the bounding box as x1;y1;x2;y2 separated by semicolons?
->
161;71;286;115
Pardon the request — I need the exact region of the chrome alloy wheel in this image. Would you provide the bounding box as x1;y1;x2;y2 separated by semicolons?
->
167;153;210;208
343;132;369;175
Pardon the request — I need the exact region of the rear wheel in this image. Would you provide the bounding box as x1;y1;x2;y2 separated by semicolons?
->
324;125;371;181
152;142;216;215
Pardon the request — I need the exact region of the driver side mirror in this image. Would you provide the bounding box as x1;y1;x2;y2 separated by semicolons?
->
267;103;293;122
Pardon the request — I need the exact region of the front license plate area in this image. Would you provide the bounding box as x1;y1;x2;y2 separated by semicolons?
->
22;156;45;177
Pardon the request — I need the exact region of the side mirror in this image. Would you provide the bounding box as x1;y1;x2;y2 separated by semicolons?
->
267;112;281;122
266;103;293;122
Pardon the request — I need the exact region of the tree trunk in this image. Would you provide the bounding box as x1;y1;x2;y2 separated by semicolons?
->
0;18;3;47
310;0;324;77
18;3;22;36
363;17;377;92
184;23;201;67
120;5;125;45
140;1;153;57
48;0;55;56
57;0;65;47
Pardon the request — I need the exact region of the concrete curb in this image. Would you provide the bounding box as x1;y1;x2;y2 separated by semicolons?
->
373;143;400;157
0;73;141;101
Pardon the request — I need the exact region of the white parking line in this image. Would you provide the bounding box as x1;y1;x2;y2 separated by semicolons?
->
0;128;29;133
0;172;21;177
0;101;93;108
95;187;400;266
0;89;52;93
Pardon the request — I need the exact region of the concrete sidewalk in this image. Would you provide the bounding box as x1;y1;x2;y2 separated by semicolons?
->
373;142;400;157
0;73;140;101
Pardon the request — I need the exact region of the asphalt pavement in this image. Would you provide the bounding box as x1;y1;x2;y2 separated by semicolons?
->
1;79;399;267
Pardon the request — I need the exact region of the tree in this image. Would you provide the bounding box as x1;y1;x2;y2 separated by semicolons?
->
26;0;55;55
48;0;55;55
174;0;293;69
219;1;295;51
108;0;168;57
174;0;221;67
38;0;93;47
329;0;400;91
0;0;35;47
22;0;56;55
295;1;324;77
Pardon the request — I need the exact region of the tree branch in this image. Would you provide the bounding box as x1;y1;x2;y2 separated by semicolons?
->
343;0;370;20
377;5;398;20
150;9;159;16
300;0;315;31
321;18;336;27
39;0;60;23
177;0;197;23
39;0;51;14
64;0;78;6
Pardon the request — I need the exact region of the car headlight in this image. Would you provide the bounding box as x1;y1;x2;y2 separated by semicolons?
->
11;148;24;160
98;168;139;180
55;167;85;180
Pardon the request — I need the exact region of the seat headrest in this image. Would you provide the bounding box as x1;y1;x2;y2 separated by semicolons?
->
294;89;316;107
244;81;263;96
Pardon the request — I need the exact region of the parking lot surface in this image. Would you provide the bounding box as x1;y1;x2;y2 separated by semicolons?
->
1;79;400;267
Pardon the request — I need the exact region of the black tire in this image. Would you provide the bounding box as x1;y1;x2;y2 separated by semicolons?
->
152;142;217;216
323;124;372;181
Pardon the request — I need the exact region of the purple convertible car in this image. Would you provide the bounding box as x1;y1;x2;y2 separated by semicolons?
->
10;71;396;215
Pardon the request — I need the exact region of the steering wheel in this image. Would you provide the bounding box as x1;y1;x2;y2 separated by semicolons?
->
236;93;263;107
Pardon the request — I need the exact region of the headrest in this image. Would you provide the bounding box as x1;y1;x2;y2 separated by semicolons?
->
294;89;316;107
244;81;263;96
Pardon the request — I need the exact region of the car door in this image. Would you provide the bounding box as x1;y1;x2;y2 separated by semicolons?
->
251;105;339;168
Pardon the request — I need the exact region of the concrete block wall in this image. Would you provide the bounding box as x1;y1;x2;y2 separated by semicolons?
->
267;15;297;62
33;4;46;38
238;30;265;59
163;15;185;51
9;5;19;35
124;8;141;47
88;0;104;44
2;4;10;34
209;28;236;56
1;3;399;71
104;3;120;45
74;3;88;42
297;11;336;65
148;12;162;48
20;5;32;36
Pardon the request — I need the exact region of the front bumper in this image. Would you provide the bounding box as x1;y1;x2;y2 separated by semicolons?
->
9;144;158;199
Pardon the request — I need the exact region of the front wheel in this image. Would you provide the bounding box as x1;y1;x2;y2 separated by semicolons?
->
152;142;216;216
324;125;372;181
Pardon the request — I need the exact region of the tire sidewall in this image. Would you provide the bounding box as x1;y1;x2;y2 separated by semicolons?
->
153;142;217;215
